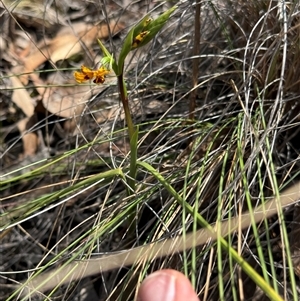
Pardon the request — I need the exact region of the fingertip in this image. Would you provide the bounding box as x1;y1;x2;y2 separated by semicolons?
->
137;269;200;301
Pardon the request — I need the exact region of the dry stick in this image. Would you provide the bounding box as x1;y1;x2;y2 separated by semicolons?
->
189;0;201;121
21;181;300;297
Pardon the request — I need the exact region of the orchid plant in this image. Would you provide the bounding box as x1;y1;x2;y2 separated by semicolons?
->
74;5;177;194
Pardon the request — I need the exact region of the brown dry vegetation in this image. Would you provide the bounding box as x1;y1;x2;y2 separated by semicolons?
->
1;1;300;301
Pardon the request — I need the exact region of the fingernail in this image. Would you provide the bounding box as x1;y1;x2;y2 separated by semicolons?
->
138;271;176;301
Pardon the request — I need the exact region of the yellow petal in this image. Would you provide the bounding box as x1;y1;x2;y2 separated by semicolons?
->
93;67;110;84
81;65;94;79
98;67;110;76
74;71;88;83
74;65;110;84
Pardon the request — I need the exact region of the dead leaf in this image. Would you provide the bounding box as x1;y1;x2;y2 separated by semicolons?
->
42;84;109;118
10;76;35;117
17;118;39;157
21;132;39;157
12;21;123;85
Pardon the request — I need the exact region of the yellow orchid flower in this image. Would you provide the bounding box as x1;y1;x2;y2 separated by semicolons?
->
74;65;110;84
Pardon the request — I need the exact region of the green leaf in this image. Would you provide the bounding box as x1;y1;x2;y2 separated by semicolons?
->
146;6;177;31
97;39;118;73
100;56;112;67
97;39;112;58
117;28;133;75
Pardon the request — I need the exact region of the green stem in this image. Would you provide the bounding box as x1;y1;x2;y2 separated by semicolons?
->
117;72;135;141
117;67;137;194
117;66;138;235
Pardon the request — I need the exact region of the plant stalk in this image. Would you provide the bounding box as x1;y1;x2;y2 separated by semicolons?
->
117;73;135;141
117;68;137;195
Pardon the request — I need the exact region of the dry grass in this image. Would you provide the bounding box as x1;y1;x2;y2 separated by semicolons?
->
1;1;300;300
